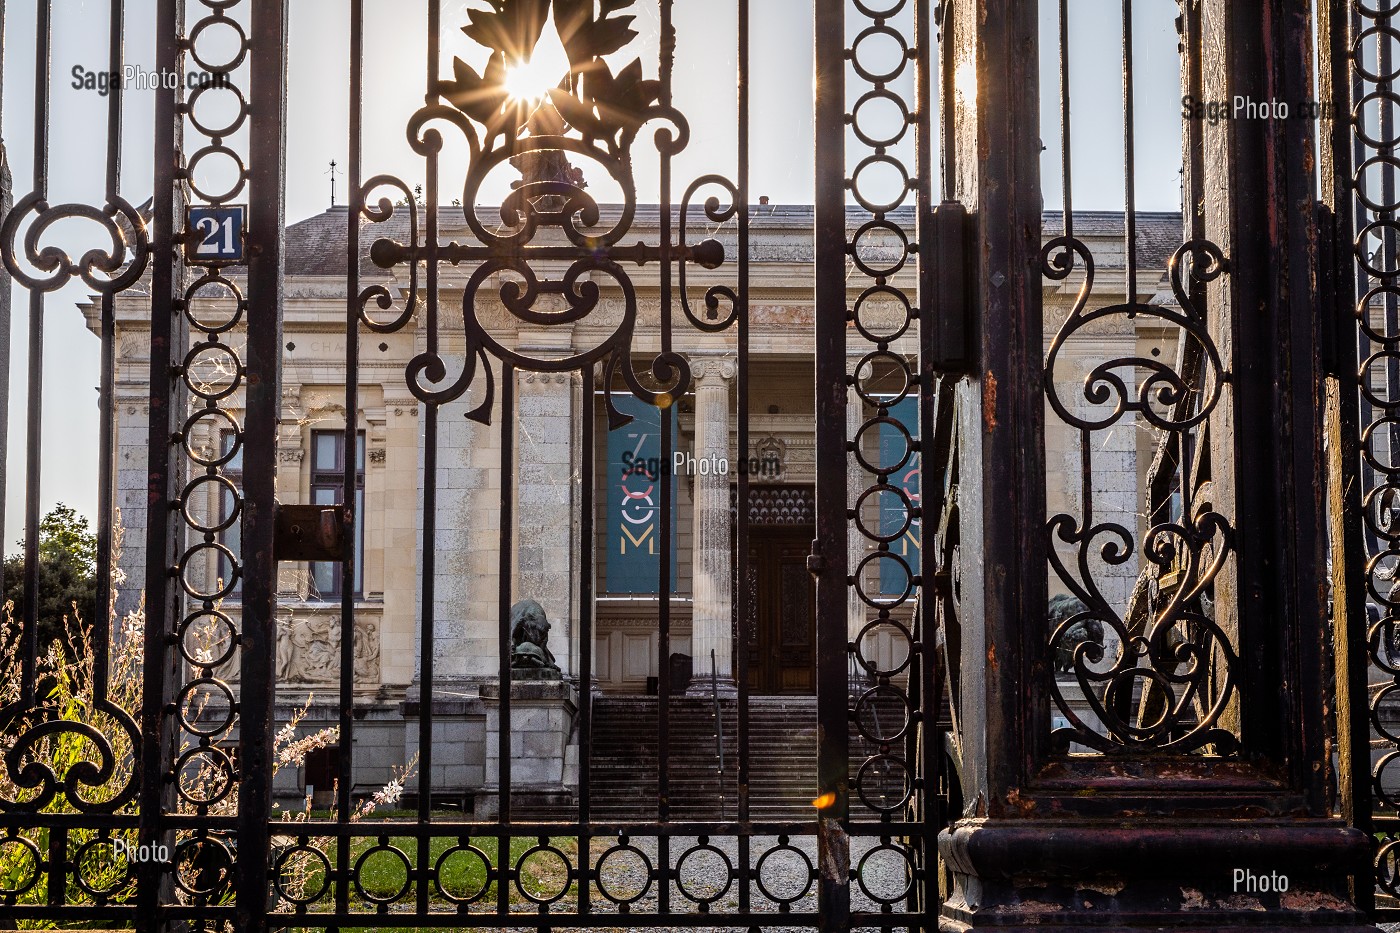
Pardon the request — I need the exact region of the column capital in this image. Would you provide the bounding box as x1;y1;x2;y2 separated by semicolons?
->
691;356;736;384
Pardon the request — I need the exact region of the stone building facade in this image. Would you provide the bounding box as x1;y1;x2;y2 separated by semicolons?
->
83;205;1184;802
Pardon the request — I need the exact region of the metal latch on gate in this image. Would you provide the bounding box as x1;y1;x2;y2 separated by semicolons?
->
926;200;973;372
273;503;346;562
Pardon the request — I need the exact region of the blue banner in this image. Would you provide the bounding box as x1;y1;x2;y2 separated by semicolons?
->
879;396;921;595
606;394;677;593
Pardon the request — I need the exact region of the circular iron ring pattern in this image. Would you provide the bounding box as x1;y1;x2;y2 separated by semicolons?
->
273;844;332;906
857;754;914;814
188;81;250;139
172;836;233;897
162;22;253;916
854;484;913;543
182;272;246;334
674;838;734;906
174;678;237;737
842;0;927;842
854;618;915;677
853;682;913;744
513;842;572;905
177;609;239;668
850;89;912;149
434;842;492;904
754;837;815;905
852;284;913;343
71;835;133;899
173;745;236;807
855;842;917;904
187;14;249;73
0;836;42;897
595;841;655;906
353;842;413;905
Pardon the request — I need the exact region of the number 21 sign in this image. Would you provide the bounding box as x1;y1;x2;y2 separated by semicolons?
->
186;205;245;263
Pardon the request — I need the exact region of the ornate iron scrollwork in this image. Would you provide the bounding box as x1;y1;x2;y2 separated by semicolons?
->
0;3;150;821
1043;235;1237;754
357;0;736;429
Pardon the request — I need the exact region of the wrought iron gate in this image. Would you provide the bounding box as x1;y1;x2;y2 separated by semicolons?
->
0;0;949;929
6;0;1390;929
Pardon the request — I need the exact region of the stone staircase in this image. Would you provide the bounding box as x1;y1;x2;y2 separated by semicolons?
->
587;694;907;822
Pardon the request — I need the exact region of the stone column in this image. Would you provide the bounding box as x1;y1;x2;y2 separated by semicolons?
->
275;385;305;599
687;356;737;696
516;369;575;676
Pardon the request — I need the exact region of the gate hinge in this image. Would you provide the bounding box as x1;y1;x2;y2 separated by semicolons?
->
274;503;347;562
924;200;973;373
807;540;824;575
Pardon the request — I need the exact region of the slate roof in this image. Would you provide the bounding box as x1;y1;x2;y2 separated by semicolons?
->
284;205;1186;278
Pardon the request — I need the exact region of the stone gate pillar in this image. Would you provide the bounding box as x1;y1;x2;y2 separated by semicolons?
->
687;355;736;696
936;0;1373;929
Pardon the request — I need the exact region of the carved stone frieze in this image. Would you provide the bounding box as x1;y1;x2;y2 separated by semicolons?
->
275;614;381;684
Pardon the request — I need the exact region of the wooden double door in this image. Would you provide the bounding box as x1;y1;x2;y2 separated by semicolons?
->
740;528;816;694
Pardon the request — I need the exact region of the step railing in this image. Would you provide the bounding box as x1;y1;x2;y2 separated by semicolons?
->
712;649;727;820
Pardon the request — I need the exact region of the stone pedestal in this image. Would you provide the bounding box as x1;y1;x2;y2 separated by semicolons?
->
687;356;738;697
475;680;578;818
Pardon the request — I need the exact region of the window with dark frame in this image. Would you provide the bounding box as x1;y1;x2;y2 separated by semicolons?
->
310;430;365;599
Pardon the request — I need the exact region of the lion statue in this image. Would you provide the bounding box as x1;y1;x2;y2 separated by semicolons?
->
509;599;560;677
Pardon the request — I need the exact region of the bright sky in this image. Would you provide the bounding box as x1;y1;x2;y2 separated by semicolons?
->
0;0;1182;545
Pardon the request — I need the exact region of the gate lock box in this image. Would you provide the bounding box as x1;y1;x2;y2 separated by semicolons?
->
273;503;347;562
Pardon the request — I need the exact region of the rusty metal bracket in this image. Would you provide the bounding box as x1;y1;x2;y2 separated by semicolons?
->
273;503;346;562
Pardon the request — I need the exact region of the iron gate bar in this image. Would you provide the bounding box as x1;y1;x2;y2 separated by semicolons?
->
141;0;187;927
812;3;851;933
735;0;752;916
579;361;594;915
335;0;365;919
236;1;289;929
497;358;514;917
420;0;441;873
19;0;48;751
657;28;676;931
